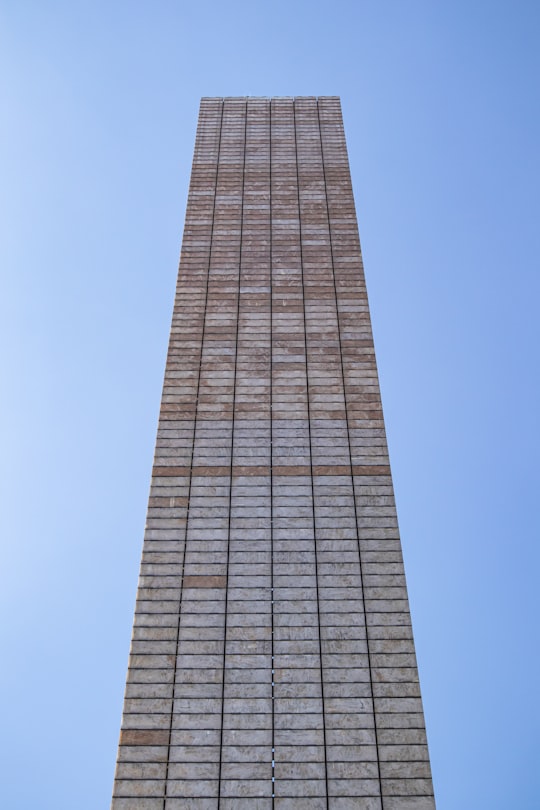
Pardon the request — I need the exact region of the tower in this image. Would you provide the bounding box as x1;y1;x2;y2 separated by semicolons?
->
111;96;435;809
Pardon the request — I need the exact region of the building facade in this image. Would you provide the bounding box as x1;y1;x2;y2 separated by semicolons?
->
111;96;435;809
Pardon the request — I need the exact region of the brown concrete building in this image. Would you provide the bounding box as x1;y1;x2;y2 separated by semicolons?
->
111;96;435;809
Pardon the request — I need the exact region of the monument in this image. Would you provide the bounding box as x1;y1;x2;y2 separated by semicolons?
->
111;96;436;809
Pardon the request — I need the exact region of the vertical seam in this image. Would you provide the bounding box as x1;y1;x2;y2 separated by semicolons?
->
217;98;247;808
293;97;330;808
316;97;384;803
163;97;224;810
269;98;275;808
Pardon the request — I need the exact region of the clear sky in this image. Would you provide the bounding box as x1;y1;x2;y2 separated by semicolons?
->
1;2;539;807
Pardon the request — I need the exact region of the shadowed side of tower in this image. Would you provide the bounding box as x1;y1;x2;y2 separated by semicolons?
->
111;96;436;810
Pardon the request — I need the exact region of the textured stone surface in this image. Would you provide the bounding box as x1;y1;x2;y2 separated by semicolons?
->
111;97;435;809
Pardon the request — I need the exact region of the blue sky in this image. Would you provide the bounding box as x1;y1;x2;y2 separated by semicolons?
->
1;2;539;807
